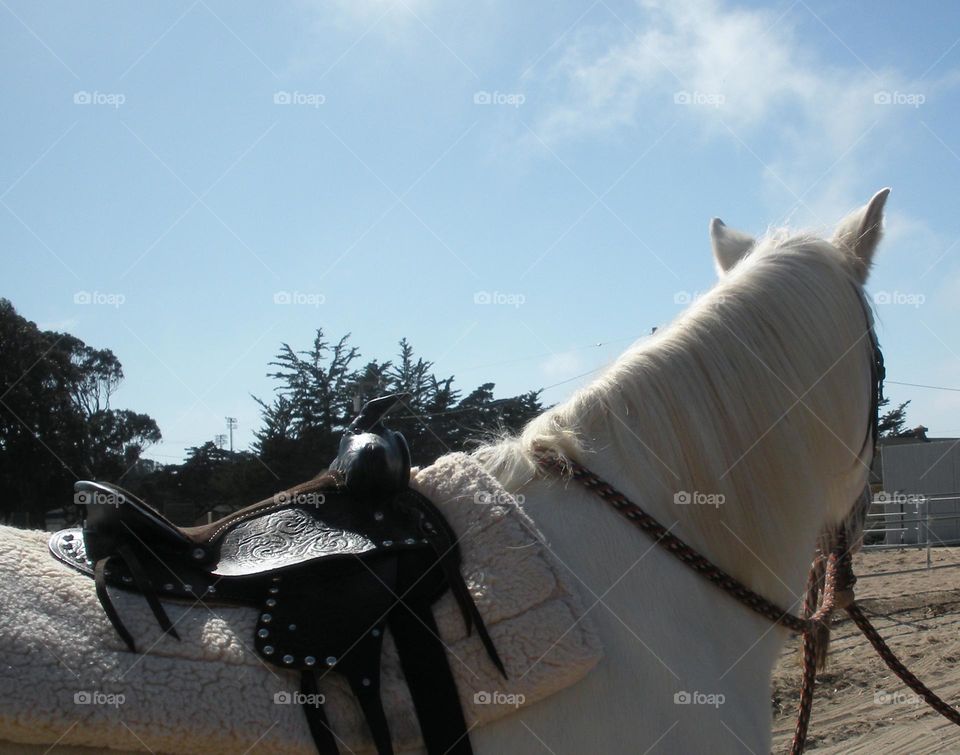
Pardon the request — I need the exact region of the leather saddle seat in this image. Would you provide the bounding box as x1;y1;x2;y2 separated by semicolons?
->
50;397;503;755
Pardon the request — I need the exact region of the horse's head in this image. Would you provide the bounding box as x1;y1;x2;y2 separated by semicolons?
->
708;189;891;552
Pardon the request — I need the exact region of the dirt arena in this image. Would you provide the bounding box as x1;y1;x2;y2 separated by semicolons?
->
770;547;960;754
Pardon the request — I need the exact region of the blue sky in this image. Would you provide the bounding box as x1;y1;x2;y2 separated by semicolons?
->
3;0;960;463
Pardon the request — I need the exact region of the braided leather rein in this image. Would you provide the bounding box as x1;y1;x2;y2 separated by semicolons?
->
533;447;960;754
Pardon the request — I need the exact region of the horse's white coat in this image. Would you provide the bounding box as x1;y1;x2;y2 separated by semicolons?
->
470;191;888;754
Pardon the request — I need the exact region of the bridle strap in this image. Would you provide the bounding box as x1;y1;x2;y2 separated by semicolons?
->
532;448;836;634
533;447;960;754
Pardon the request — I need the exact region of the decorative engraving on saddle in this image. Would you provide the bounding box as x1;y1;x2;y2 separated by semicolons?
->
214;507;380;576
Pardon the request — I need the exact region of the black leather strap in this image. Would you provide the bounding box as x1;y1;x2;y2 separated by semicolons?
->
390;597;473;755
347;671;394;755
117;543;179;642
301;671;339;755
94;558;137;653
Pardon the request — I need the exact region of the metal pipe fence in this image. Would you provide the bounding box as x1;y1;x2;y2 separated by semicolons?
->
860;492;960;578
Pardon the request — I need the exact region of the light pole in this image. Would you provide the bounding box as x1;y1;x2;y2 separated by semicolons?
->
225;417;238;453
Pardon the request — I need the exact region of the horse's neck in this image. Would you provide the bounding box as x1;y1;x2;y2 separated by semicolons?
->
477;393;856;618
470;465;794;754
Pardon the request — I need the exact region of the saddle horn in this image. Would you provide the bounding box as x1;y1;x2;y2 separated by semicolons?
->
331;393;412;497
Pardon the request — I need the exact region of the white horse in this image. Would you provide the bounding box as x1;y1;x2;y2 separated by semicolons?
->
0;189;889;754
469;188;888;754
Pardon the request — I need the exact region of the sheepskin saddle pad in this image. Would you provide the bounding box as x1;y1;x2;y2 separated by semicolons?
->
0;452;602;754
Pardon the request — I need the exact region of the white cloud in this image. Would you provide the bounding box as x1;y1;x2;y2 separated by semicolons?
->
529;0;959;221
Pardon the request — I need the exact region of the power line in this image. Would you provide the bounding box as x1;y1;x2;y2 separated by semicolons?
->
541;365;608;392
458;336;639;373
887;380;960;394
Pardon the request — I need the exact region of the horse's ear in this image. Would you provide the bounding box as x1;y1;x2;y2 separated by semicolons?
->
710;218;755;275
832;188;891;281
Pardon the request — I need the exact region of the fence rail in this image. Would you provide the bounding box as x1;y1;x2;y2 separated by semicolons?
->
861;492;960;577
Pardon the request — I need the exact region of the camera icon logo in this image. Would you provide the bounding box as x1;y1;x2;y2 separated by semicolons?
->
274;691;292;704
674;491;691;505
74;691;92;704
473;91;492;105
274;91;292;105
673;91;691;105
273;291;292;305
74;290;92;305
673;690;691;704
73;91;91;105
473;691;492;704
473;291;492;304
874;90;892;105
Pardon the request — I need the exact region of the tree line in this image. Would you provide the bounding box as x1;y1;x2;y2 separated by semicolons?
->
0;299;543;526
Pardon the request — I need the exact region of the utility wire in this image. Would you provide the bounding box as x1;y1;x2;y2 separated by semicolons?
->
887;380;960;394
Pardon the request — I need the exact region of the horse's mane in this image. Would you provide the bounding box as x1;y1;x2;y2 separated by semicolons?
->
475;231;876;584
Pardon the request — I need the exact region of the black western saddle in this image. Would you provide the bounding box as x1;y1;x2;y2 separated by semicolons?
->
49;395;504;755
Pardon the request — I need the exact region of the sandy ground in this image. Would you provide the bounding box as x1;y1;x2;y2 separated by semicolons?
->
770;547;960;754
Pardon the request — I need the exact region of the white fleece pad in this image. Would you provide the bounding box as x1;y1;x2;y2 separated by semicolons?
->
0;453;601;753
